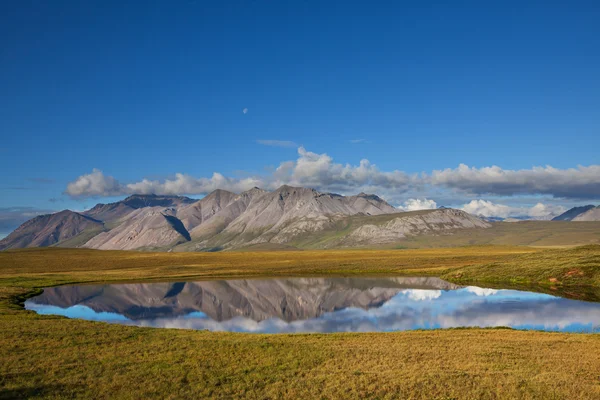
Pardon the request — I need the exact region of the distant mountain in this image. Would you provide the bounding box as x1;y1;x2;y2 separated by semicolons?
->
0;210;103;251
84;194;195;223
0;186;492;251
482;215;556;222
481;216;506;222
552;205;596;221
572;206;600;221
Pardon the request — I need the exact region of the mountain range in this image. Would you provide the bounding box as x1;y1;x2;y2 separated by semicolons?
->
0;186;493;251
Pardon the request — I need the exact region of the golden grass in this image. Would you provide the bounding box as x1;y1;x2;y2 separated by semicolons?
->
0;245;536;284
1;245;600;399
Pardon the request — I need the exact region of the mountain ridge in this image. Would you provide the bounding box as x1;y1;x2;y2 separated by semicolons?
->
0;210;104;251
572;206;600;221
552;205;597;221
0;186;493;251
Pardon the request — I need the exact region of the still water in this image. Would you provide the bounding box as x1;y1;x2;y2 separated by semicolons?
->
25;277;600;333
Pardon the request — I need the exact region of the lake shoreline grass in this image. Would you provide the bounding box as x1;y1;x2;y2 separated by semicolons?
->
2;245;600;398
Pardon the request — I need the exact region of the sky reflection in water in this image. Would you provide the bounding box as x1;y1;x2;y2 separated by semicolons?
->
25;278;600;333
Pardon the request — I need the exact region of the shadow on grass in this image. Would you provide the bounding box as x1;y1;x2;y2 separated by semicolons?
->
0;384;81;399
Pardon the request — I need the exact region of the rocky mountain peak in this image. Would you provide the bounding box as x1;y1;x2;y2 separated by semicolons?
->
1;187;493;251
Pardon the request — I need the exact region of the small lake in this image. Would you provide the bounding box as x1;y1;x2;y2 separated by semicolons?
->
25;277;600;333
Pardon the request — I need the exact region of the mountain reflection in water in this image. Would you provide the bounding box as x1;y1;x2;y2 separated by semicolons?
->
25;277;600;333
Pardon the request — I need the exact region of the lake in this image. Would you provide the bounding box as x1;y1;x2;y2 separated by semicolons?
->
25;277;600;333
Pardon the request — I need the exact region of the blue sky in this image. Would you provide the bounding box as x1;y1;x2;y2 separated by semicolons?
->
1;1;599;234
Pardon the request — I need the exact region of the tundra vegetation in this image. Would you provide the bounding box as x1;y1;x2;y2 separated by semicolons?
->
1;245;600;399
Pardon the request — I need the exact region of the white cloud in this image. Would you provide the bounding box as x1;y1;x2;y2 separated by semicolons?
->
465;287;499;296
63;148;600;203
461;200;514;218
281;147;413;192
461;199;566;219
398;198;437;211
431;164;600;199
65;169;123;197
528;203;566;218
256;140;298;148
401;289;442;301
242;108;248;114
350;139;368;144
124;173;263;196
65;147;414;198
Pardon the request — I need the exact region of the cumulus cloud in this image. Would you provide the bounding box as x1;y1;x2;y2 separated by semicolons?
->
65;147;414;198
431;164;600;199
285;147;412;192
528;203;567;218
125;173;263;196
465;287;499;296
242;108;248;114
461;199;566;219
65;170;263;198
398;198;437;211
401;289;442;301
256;140;298;148
461;200;516;219
63;148;600;202
65;169;124;197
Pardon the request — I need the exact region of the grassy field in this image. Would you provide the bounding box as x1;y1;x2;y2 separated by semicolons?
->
2;245;600;399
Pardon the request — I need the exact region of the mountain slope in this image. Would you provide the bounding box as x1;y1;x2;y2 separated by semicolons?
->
189;187;268;240
552;205;596;221
0;210;104;250
1;186;495;251
178;208;491;252
219;185;395;235
83;207;191;250
83;202;136;224
177;189;238;231
84;194;195;224
337;209;491;247
573;206;600;221
181;185;399;250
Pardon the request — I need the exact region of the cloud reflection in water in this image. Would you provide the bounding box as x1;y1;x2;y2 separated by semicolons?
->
25;278;600;333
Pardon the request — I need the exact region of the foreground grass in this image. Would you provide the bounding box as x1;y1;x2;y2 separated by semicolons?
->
3;318;600;399
2;245;600;399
